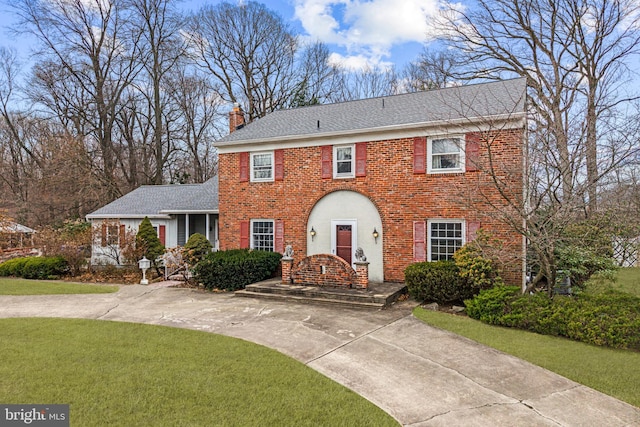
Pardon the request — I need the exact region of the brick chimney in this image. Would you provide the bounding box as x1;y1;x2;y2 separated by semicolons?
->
229;103;245;134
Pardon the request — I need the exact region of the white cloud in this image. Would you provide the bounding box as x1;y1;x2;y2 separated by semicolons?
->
294;0;446;69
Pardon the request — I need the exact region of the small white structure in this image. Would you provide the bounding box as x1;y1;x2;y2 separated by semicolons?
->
86;177;219;265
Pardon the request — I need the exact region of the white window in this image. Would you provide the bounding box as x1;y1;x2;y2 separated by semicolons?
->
428;137;464;173
251;152;274;182
333;145;354;178
251;220;274;251
428;220;464;261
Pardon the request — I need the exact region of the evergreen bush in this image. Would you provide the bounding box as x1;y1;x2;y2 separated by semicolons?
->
465;287;640;350
21;256;69;279
404;261;467;304
0;256;68;279
0;257;31;277
192;249;281;291
183;233;213;266
136;217;165;265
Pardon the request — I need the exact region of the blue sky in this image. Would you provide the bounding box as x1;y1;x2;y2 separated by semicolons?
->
0;0;445;71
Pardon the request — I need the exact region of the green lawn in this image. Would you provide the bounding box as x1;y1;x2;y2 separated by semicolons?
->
0;278;118;295
593;267;640;297
413;267;640;409
0;318;398;427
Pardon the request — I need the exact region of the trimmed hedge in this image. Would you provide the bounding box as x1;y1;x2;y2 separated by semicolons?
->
405;261;468;304
465;286;640;350
192;249;281;291
0;256;69;280
0;257;31;277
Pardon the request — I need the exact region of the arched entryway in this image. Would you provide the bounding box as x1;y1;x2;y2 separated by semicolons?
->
307;190;383;283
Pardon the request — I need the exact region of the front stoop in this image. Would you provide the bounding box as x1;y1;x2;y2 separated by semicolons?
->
234;279;407;309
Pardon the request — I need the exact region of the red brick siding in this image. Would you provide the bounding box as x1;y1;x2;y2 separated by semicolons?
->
218;128;525;285
291;254;356;288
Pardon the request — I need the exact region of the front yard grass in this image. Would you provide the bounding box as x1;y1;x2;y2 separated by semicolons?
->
0;318;398;426
590;267;640;297
413;307;640;409
0;278;118;295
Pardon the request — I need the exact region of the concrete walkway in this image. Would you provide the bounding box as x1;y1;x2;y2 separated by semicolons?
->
0;283;638;426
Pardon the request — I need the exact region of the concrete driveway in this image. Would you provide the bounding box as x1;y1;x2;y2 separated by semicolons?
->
0;283;638;426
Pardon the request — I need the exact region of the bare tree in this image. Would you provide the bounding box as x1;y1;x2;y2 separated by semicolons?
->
187;1;298;121
332;65;399;102
130;0;185;184
403;48;461;91
435;0;640;211
289;41;343;107
13;0;145;199
166;66;223;183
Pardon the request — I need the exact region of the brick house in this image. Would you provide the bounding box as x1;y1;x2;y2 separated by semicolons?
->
215;79;527;287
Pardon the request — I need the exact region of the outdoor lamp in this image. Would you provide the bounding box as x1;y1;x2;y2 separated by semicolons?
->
372;228;379;243
310;227;316;241
138;256;151;285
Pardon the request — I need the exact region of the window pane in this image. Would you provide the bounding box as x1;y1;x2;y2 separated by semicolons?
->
253;154;271;166
432;154;459;169
336;147;352;161
337;161;352;174
432;138;460;154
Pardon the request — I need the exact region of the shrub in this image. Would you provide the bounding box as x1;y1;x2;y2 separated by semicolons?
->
0;257;31;277
453;238;504;291
464;285;520;323
465;287;640;350
183;233;213;266
405;261;469;304
0;256;69;280
192;249;281;291
555;245;617;290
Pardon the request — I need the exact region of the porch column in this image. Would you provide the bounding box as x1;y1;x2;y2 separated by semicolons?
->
185;214;190;241
205;214;211;242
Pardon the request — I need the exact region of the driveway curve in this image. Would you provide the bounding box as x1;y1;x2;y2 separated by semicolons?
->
0;283;638;426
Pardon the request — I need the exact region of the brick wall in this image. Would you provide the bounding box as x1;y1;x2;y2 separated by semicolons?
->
290;254;357;288
218;129;525;286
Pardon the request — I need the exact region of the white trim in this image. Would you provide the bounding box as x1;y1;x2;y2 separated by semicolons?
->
427;219;466;261
427;135;465;174
250;151;274;182
215;114;526;154
86;214;172;220
333;144;355;179
331;219;358;267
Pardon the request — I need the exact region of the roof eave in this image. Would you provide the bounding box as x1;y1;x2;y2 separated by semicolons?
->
86;214;173;220
215;112;526;149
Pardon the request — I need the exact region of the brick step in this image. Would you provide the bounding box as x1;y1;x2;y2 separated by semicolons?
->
235;280;407;309
234;289;386;309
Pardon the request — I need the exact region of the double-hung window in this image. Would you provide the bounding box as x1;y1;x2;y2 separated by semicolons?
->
333;145;354;178
428;137;464;173
251;152;274;182
428;220;464;261
251;220;274;251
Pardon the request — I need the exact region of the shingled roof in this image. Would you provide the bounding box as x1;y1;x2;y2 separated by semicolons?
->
217;78;527;146
86;176;218;219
